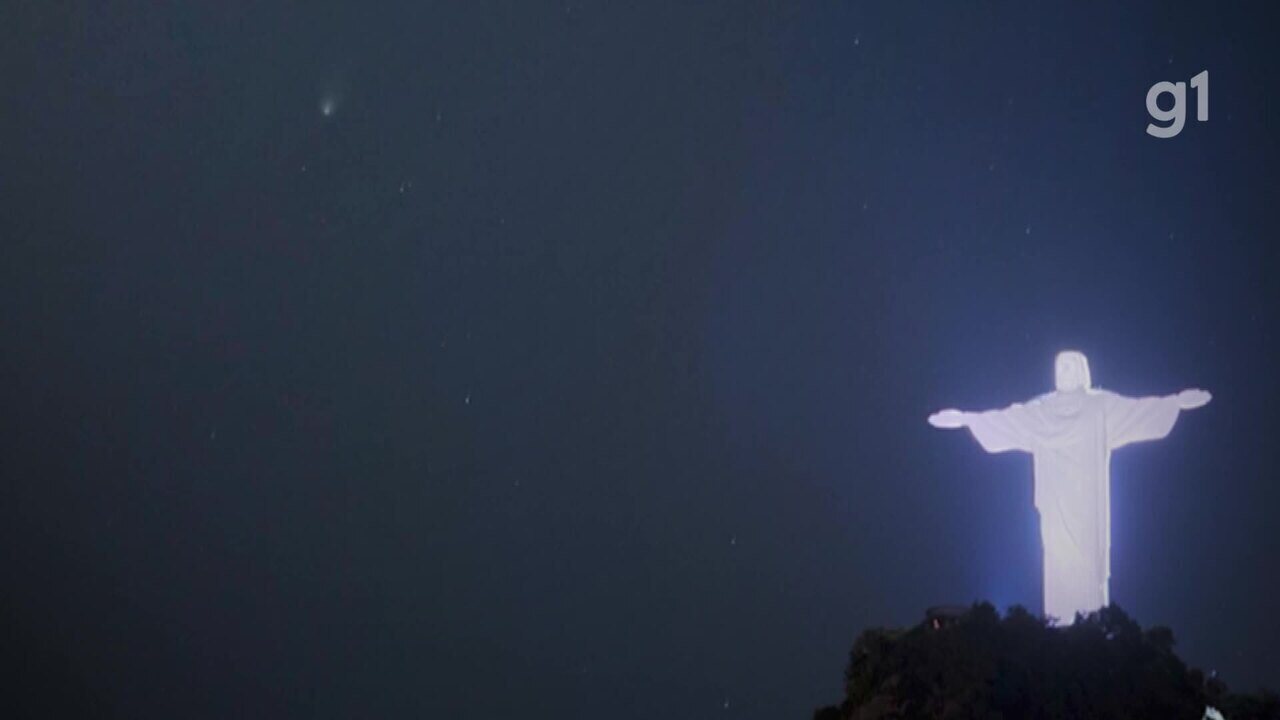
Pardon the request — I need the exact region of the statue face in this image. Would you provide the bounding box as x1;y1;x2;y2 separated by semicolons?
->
1055;351;1092;392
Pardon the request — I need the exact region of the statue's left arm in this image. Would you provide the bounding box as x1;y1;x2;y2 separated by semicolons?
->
1105;388;1211;450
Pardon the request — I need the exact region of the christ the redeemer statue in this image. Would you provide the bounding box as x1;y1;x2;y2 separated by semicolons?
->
928;351;1210;623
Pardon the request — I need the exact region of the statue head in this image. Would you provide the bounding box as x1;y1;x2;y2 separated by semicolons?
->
1055;351;1092;392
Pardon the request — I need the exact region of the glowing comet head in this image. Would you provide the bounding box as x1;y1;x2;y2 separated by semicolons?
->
317;71;348;119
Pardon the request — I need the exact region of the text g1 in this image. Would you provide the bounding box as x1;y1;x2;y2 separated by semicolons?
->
1146;70;1208;138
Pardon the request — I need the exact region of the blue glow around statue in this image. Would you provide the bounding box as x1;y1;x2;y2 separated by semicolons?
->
929;351;1210;623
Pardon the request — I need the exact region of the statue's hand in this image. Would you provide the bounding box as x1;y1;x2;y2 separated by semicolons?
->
928;409;967;429
1177;388;1212;410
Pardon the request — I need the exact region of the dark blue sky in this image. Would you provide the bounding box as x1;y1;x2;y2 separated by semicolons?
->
3;2;1278;718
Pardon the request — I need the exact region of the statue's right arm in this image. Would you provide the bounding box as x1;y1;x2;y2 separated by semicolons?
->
933;402;1038;453
928;408;968;429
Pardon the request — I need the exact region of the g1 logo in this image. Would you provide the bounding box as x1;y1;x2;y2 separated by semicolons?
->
1146;70;1208;138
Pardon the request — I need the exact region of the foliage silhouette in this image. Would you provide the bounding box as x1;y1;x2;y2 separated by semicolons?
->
813;603;1279;720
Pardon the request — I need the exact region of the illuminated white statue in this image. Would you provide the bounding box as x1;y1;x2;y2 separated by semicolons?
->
928;351;1210;623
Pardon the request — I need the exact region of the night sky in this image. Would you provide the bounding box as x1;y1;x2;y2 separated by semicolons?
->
3;2;1279;718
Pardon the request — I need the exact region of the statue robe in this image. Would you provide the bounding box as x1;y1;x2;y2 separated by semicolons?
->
963;390;1183;622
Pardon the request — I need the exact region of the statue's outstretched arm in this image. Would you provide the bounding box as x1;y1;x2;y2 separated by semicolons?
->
932;402;1038;454
1105;390;1207;449
928;408;968;429
1175;388;1212;410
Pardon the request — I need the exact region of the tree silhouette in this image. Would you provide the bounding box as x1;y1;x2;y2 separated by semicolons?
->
814;603;1279;720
